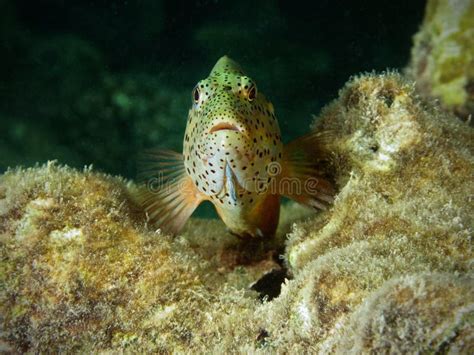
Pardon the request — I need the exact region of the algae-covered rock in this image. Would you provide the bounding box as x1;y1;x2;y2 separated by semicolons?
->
0;162;282;352
287;72;473;271
334;273;474;353
0;163;213;351
243;70;473;353
407;0;474;121
258;72;474;352
1;72;473;353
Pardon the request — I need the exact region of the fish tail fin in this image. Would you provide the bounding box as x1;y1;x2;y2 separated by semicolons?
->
278;131;335;210
135;149;203;235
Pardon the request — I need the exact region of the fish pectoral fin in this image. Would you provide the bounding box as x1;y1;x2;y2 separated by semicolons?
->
279;131;335;210
136;149;203;235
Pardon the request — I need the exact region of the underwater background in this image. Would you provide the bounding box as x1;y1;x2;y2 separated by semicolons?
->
0;0;425;178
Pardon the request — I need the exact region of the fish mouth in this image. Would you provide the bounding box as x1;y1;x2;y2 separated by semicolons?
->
209;122;241;134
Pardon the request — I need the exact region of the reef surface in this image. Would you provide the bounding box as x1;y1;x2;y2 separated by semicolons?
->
1;71;473;353
407;0;474;121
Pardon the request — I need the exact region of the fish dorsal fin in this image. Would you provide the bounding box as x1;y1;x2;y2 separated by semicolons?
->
136;150;204;235
279;131;335;210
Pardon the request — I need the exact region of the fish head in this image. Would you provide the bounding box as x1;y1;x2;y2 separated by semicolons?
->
183;56;283;199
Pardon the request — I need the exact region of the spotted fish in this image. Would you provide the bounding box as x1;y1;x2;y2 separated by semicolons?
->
138;56;334;238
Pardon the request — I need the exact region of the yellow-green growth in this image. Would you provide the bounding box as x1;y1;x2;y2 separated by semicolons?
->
407;0;474;120
0;163;241;352
0;162;300;352
263;72;473;352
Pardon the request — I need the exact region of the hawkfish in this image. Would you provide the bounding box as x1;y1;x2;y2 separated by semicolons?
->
137;56;334;238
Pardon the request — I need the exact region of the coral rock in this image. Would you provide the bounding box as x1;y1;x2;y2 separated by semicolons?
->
407;0;474;121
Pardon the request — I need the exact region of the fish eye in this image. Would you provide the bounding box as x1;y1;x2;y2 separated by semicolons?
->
193;86;200;103
248;85;257;101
